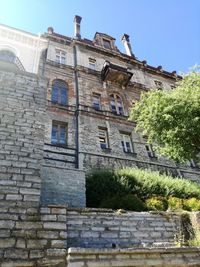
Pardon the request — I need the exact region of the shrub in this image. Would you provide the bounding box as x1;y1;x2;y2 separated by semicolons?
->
145;197;168;211
183;198;200;211
168;197;183;211
116;168;200;199
86;169;127;207
86;168;200;209
100;194;146;211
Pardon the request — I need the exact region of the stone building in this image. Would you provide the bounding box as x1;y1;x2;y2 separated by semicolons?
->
0;16;200;208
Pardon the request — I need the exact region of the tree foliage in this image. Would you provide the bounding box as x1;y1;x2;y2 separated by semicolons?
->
129;68;200;162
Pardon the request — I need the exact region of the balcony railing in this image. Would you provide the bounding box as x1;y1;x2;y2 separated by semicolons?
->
0;54;25;71
79;104;129;119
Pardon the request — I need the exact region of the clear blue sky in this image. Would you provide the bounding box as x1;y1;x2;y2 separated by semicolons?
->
0;0;199;73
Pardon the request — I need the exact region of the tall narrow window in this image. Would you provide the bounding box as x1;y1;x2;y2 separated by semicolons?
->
145;144;156;158
92;93;101;110
51;80;68;106
55;49;66;64
51;122;67;145
121;133;133;153
98;128;109;149
110;94;124;115
89;58;96;70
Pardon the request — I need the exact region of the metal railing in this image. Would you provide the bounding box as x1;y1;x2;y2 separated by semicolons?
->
0;54;25;71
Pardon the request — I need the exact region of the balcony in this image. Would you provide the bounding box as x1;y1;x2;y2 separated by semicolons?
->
101;61;133;87
0;54;25;71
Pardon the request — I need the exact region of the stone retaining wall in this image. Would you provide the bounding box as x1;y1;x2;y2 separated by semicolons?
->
67;209;181;248
67;247;200;267
0;206;67;267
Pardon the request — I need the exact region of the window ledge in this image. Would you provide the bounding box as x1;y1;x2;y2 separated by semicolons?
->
123;151;137;157
101;148;112;153
149;156;158;160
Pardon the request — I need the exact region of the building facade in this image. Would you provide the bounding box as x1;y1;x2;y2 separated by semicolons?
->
0;16;200;207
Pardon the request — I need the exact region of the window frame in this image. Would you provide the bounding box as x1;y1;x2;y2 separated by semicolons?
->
51;121;68;146
92;93;101;110
89;58;96;70
102;38;111;49
51;79;68;106
98;127;109;150
110;94;124;115
55;49;66;65
120;132;134;154
145;144;156;158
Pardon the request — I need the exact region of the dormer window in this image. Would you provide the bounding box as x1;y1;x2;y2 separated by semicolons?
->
103;39;111;49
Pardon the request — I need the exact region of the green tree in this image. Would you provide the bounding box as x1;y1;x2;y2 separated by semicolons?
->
129;68;200;162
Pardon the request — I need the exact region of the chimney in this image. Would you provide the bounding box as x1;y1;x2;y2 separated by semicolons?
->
47;27;54;34
74;15;82;39
121;34;133;57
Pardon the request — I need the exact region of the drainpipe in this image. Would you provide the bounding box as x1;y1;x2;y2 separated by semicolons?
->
73;43;79;169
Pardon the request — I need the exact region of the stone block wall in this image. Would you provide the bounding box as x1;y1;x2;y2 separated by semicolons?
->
67;209;181;248
0;68;46;206
0;205;68;267
67;247;200;267
41;166;86;207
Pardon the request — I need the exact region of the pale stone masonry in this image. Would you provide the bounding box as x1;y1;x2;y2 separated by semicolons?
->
1;17;200;267
66;209;181;248
0;18;200;206
67;247;200;267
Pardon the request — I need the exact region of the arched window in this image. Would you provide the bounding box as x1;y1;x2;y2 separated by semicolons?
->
0;50;15;62
110;94;124;115
51;80;68;106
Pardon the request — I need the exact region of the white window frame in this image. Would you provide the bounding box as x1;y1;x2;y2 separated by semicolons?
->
120;133;133;153
98;128;109;149
89;58;96;70
92;93;101;110
51;121;67;146
110;94;124;115
55;49;66;65
145;144;156;158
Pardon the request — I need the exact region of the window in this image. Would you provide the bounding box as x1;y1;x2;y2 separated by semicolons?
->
110;94;124;115
121;133;134;153
51;122;67;145
154;80;163;89
92;93;101;110
145;144;156;158
89;58;96;70
103;39;111;49
55;49;66;64
98;128;109;149
51;80;68;105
